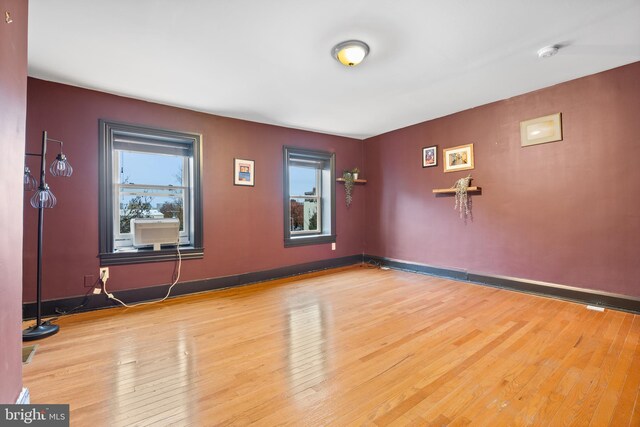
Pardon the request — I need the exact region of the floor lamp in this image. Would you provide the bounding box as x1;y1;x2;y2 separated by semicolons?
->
23;131;73;341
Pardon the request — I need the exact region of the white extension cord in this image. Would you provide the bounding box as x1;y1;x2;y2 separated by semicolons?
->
102;245;182;308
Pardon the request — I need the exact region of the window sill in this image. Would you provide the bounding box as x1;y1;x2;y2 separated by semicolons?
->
99;247;204;266
284;234;336;248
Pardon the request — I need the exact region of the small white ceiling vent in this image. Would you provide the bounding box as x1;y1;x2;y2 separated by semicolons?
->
537;45;559;59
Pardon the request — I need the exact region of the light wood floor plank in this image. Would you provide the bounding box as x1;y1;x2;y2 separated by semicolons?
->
22;266;639;426
403;302;579;425
589;315;639;426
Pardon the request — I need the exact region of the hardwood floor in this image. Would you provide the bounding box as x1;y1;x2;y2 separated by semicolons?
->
23;265;640;426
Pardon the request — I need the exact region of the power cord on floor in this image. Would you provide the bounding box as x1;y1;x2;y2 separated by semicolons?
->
103;245;182;308
364;259;382;269
362;259;391;270
29;279;100;326
51;283;99;320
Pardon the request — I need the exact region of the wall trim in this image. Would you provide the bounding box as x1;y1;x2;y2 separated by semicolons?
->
99;247;204;266
24;253;640;319
98;119;204;265
23;255;363;319
282;146;336;248
365;255;640;314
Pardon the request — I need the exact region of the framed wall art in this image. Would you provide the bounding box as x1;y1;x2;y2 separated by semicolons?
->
520;113;562;147
422;146;437;168
443;143;474;173
234;158;255;186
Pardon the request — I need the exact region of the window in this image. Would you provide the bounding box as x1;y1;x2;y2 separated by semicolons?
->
99;120;203;265
283;147;335;247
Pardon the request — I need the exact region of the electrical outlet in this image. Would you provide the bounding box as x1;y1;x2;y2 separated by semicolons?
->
331;242;336;250
84;275;94;288
99;267;109;282
93;287;102;295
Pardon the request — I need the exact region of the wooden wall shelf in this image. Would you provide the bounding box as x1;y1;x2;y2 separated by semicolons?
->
432;186;480;194
337;178;367;184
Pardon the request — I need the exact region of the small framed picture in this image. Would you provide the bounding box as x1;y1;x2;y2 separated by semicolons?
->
234;158;255;186
422;146;438;168
520;113;562;147
443;143;474;173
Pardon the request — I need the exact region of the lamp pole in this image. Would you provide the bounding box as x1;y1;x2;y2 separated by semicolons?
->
23;131;61;341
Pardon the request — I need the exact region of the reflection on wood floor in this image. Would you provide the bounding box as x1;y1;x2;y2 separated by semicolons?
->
23;265;640;426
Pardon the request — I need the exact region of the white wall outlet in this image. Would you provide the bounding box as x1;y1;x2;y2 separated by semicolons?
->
99;267;109;282
93;287;102;295
331;242;336;250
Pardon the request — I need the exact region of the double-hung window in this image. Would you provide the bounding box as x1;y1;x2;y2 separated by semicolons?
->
283;147;335;247
99;120;203;265
113;142;190;248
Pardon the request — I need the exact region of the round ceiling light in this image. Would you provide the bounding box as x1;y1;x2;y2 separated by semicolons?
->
332;40;370;67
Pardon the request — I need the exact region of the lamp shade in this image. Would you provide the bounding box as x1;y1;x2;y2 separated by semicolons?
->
24;167;38;191
30;184;57;208
50;153;73;177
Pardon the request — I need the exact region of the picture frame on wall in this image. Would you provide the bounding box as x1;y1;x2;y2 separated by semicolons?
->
520;113;562;147
234;158;255;186
443;143;474;173
422;145;437;168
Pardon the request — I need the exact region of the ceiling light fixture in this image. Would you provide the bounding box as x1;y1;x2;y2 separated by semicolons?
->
332;40;370;67
537;45;559;59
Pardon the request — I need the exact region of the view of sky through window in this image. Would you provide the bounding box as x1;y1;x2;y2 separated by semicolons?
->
289;166;317;196
119;151;184;186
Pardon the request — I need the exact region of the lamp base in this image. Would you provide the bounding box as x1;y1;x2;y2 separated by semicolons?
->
22;322;59;341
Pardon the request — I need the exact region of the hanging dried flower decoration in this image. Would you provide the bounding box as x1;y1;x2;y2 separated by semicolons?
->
453;174;472;220
343;170;354;207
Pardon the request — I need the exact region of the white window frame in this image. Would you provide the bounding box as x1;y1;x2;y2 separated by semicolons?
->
289;167;322;236
112;151;192;249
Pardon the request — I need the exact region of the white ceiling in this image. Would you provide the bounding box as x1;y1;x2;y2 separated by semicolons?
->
28;0;640;140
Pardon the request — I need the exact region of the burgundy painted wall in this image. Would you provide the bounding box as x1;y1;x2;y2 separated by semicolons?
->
0;0;27;403
24;79;365;302
24;62;640;303
364;62;640;298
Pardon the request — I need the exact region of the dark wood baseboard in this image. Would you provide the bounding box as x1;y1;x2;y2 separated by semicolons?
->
364;255;640;314
25;253;640;319
23;254;363;319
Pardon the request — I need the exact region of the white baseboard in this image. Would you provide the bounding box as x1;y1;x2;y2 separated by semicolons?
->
16;387;30;404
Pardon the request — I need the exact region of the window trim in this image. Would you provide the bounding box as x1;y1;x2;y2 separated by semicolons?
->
99;120;204;265
283;146;336;248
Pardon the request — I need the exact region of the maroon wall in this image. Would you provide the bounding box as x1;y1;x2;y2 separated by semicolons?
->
25;63;640;303
364;62;640;298
0;0;27;404
24;79;365;302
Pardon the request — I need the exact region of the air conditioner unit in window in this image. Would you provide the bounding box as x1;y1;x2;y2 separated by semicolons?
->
131;218;180;251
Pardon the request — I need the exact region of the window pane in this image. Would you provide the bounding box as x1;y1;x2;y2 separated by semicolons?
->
119;193;184;233
290;198;319;232
120;187;184;197
118;151;184;186
289;166;317;196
